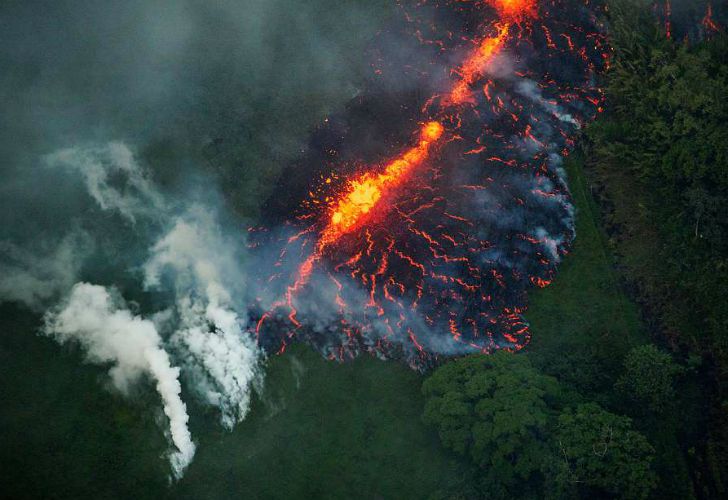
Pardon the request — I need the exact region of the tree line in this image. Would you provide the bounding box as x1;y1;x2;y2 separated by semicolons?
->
421;1;728;498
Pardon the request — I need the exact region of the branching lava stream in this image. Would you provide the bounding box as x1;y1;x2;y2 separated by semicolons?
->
251;0;609;368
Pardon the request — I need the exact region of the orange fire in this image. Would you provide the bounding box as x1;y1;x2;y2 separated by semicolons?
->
319;121;444;249
447;23;510;106
702;3;722;33
484;0;536;20
273;0;539;330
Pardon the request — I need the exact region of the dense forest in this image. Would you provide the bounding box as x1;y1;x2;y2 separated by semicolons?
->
420;1;728;498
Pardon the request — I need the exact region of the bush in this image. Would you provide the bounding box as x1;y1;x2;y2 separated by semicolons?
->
615;344;682;413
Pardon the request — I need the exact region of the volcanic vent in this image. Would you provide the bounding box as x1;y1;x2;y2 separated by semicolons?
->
250;0;609;368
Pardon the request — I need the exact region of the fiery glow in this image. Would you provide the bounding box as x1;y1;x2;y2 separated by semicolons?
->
447;23;510;106
321;121;444;249
702;3;722;33
273;11;512;324
252;0;610;366
483;0;536;20
279;121;445;326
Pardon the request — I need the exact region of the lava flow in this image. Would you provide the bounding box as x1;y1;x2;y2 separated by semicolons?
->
251;0;609;367
445;22;511;106
277;120;444;327
321;121;445;249
481;0;537;22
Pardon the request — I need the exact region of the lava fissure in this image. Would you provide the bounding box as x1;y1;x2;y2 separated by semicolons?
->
251;0;608;368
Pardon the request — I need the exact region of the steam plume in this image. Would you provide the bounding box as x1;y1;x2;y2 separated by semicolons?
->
43;283;195;478
46;142;166;224
36;141;264;474
145;207;262;428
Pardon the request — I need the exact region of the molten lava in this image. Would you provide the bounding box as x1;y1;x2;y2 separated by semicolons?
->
279;24;508;302
702;3;723;33
252;0;609;367
447;23;510;106
483;0;536;21
321;121;444;249
317;21;512;251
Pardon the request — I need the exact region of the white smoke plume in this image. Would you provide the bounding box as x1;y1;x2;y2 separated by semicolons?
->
43;283;196;478
516;79;581;128
144;207;262;429
534;226;564;263
27;141;264;475
46;142;166;224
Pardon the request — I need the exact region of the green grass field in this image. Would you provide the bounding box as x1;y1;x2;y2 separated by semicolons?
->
527;156;695;499
526;156;646;397
174;346;466;499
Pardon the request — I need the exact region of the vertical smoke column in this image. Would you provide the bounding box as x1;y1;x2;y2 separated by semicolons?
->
43;283;196;478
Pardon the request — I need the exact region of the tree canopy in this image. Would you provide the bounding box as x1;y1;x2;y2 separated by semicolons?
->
422;353;657;499
616;344;682;413
422;352;561;495
553;403;657;499
589;3;728;372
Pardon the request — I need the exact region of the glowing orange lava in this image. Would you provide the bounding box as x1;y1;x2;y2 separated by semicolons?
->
447;23;510;106
315;11;521;250
280;121;445;325
282;15;513;303
319;121;444;249
483;0;536;20
703;3;723;33
264;0;557;346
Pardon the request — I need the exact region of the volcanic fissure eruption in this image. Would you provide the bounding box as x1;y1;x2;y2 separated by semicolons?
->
253;0;608;367
271;120;444;328
321;120;445;249
445;23;511;107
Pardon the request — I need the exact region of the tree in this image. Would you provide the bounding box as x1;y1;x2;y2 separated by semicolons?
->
552;403;657;499
586;8;728;491
615;344;682;413
422;352;562;496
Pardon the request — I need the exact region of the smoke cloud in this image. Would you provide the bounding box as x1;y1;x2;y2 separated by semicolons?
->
0;137;265;476
144;207;262;429
0;230;91;311
46;142;167;224
0;0;400;481
43;283;195;478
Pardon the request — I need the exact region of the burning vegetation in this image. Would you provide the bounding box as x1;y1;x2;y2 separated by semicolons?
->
251;0;609;367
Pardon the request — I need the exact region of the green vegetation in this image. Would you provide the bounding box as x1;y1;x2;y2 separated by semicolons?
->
553;403;656;499
526;155;646;401
528;154;692;499
0;306;465;499
422;353;560;497
175;345;465;499
422;353;657;499
615;344;683;413
585;0;728;495
421;2;728;498
588;1;728;363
